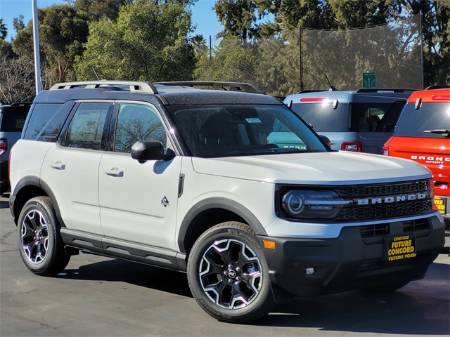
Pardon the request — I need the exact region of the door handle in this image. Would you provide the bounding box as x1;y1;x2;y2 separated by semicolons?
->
51;161;66;170
105;167;124;177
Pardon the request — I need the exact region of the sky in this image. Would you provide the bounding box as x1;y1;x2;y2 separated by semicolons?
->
0;0;223;45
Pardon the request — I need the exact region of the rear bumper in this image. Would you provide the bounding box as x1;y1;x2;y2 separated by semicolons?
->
0;160;9;194
259;215;444;298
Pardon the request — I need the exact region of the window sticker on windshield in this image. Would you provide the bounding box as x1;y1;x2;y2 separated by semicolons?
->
245;117;262;124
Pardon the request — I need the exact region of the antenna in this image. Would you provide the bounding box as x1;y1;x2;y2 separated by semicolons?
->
91;67;100;80
324;73;336;91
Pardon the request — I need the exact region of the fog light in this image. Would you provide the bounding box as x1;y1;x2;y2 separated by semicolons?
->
305;267;315;275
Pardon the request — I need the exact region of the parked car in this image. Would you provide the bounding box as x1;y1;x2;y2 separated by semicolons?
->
9;81;444;323
384;87;450;230
0;103;30;195
284;89;410;154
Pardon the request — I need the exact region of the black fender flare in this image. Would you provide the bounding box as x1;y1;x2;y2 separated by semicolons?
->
177;197;267;253
11;176;65;227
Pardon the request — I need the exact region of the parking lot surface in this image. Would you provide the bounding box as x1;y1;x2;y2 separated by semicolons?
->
1;197;449;337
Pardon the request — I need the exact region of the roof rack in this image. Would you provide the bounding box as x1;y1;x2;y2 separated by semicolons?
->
425;85;450;90
49;81;157;94
356;88;415;93
155;81;264;94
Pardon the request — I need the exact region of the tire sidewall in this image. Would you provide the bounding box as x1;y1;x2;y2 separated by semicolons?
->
17;198;59;274
187;224;272;321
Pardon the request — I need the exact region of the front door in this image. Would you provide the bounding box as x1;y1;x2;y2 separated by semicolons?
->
98;102;181;249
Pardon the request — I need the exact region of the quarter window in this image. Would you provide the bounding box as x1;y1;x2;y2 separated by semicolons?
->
114;103;167;153
66;103;111;150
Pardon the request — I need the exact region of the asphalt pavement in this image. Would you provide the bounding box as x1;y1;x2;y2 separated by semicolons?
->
1;197;449;337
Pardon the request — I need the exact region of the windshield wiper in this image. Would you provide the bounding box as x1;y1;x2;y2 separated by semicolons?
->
423;129;450;137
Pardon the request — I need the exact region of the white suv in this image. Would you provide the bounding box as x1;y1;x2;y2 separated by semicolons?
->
9;81;445;323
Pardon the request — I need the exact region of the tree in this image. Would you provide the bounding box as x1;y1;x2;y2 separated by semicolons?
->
0;56;35;104
12;5;89;86
0;19;7;40
76;0;196;81
214;0;273;41
74;0;132;21
13;15;26;33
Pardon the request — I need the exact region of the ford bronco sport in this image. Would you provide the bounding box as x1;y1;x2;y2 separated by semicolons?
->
9;81;444;323
384;88;450;232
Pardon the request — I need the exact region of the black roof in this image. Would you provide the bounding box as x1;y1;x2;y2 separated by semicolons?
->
34;83;281;106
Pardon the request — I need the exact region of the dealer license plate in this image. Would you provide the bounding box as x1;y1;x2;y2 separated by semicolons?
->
386;235;416;262
434;196;447;215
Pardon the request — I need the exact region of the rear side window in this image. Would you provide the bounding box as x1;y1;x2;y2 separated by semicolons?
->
350;101;404;132
0;106;28;132
23;103;68;141
290;102;350;132
65;103;112;150
395;103;450;138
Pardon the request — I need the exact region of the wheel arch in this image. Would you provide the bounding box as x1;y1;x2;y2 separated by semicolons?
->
178;198;267;254
11;176;64;227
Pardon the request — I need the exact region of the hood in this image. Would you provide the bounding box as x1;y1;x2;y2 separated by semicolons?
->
192;151;431;185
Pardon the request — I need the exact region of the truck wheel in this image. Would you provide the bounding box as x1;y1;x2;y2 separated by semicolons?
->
187;222;273;323
17;196;70;276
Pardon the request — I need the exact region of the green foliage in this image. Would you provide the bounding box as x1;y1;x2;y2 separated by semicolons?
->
0;19;7;40
12;5;89;85
75;0;196;81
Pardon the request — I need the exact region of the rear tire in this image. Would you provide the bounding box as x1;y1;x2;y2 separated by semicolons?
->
17;196;70;276
187;222;273;323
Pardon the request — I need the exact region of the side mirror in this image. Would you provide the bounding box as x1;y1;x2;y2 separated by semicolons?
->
131;141;175;163
319;135;332;148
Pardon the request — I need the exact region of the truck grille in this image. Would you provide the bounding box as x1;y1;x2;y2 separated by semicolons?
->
335;180;433;221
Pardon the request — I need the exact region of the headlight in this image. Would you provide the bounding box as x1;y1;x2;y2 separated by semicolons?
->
281;190;348;219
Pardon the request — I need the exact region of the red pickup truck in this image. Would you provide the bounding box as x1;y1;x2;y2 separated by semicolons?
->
384;88;450;230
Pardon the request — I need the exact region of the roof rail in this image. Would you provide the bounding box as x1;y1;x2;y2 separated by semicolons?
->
356;88;415;93
155;81;264;94
49;81;157;94
425;85;450;90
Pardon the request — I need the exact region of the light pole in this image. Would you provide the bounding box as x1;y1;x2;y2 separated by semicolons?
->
32;0;42;94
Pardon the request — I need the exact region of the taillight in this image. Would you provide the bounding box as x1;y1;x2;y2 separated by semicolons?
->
0;138;7;156
340;141;363;152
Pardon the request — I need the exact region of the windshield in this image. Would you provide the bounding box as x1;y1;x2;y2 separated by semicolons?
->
166;104;327;157
395;103;450;138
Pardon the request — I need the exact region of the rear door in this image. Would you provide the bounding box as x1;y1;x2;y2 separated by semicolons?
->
350;100;405;154
41;102;113;235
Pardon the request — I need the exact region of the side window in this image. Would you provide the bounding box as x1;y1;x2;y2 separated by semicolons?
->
23;104;66;141
114;103;167;153
351;102;405;132
66;103;111;150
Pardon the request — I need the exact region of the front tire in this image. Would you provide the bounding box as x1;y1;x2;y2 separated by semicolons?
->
17;196;70;276
187;222;273;323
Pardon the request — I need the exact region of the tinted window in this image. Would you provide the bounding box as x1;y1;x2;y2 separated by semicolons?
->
0;106;29;132
291;102;350;132
167;104;326;158
395;103;450;138
350;101;404;132
114;103;167;153
23;103;67;141
66;103;111;150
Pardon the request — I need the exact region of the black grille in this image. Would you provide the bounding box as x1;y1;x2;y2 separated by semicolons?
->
335;180;429;198
403;218;431;233
360;224;389;238
334;180;432;221
337;199;432;221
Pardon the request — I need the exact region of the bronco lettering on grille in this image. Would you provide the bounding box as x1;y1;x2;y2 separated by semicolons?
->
355;192;429;206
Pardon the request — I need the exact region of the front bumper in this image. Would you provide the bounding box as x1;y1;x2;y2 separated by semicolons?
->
259;215;444;298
